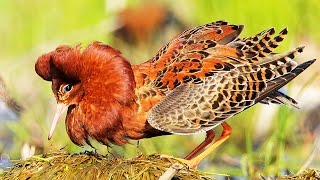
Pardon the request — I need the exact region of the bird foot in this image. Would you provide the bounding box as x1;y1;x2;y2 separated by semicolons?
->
79;150;98;156
160;154;199;169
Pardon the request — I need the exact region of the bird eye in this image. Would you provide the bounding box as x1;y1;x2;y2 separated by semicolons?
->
63;84;72;93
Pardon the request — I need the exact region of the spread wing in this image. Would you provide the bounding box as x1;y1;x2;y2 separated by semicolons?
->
137;20;315;134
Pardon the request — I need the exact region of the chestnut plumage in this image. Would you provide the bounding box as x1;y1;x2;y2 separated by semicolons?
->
35;21;316;167
36;43;139;145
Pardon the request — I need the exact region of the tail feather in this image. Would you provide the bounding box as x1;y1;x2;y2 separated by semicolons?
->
255;46;304;67
256;59;316;104
244;28;275;52
240;28;288;62
233;26;314;110
260;90;300;109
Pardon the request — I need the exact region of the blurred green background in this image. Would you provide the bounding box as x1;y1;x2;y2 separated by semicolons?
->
0;0;320;178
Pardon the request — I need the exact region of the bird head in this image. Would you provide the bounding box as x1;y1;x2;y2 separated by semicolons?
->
35;42;136;146
48;80;83;141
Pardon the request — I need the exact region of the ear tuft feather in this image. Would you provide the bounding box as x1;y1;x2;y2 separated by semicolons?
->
35;42;123;82
35;51;53;81
35;45;81;82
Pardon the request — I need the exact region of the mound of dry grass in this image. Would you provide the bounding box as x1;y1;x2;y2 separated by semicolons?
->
1;151;319;179
0;152;211;180
276;168;320;180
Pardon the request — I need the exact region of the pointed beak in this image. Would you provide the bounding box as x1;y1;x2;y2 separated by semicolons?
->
48;103;68;140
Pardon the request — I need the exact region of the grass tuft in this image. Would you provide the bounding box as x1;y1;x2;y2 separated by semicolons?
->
0;151;211;180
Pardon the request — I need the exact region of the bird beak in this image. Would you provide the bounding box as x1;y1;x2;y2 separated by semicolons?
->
48;103;68;140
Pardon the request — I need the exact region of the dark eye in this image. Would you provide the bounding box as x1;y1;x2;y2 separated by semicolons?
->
63;84;72;93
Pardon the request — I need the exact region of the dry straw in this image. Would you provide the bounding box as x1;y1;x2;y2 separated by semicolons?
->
0;151;211;180
1;151;319;179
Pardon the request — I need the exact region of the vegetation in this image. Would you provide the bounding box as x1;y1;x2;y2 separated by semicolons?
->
1;152;211;179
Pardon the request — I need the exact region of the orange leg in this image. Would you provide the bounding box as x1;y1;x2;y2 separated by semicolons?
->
179;122;232;168
161;122;232;168
184;130;215;160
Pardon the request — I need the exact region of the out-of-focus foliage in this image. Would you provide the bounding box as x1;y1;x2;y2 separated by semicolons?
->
0;0;319;179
